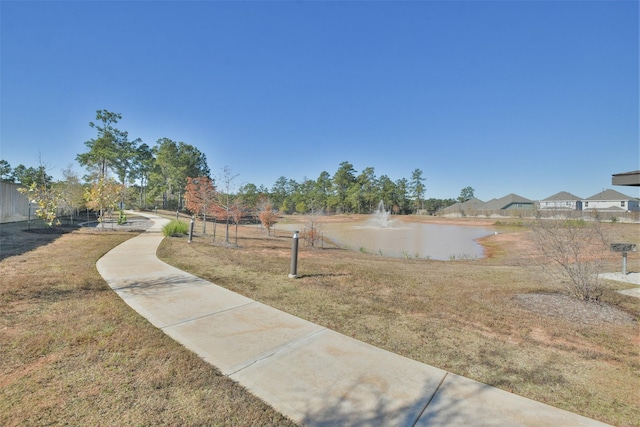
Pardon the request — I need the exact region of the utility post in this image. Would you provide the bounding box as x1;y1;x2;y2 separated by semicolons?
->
188;216;195;243
289;231;300;279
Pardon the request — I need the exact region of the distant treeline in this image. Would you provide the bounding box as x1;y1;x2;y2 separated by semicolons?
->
1;110;466;216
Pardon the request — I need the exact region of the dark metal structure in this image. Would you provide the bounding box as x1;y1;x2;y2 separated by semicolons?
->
612;170;640;187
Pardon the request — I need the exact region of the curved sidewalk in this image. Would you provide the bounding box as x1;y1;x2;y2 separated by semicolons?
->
97;212;611;427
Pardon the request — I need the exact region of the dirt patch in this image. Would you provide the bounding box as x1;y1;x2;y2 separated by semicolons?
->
514;293;636;326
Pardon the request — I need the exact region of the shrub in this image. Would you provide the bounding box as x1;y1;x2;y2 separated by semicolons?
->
258;204;278;236
162;220;189;237
529;214;608;301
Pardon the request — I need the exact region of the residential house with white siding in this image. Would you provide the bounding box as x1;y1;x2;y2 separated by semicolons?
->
582;189;639;212
538;191;582;211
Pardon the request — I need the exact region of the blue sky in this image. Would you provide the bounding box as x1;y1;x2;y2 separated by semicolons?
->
1;0;638;201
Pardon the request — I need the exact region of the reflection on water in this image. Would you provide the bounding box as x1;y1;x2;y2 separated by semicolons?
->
280;218;493;260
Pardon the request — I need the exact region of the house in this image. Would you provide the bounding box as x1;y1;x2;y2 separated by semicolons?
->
439;197;485;217
477;193;534;213
537;191;582;211
582;189;639;212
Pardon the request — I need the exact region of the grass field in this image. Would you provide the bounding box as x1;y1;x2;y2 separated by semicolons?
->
0;219;297;426
2;213;638;426
157;213;640;427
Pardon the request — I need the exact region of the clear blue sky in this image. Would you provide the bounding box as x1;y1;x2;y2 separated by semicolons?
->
1;0;638;201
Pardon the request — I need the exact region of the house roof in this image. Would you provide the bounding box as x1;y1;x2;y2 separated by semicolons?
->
441;197;485;212
585;189;633;201
541;191;582;201
459;197;485;208
480;193;532;210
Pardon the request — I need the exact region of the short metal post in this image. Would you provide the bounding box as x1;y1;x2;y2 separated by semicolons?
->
176;210;179;220
622;251;628;275
154;206;157;215
289;231;299;279
188;216;195;243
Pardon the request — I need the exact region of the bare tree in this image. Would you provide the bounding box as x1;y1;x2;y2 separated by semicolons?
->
58;166;85;224
529;210;609;301
216;166;239;243
229;201;245;245
302;206;324;247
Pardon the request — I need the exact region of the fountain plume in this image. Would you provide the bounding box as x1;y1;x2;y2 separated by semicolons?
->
374;200;391;227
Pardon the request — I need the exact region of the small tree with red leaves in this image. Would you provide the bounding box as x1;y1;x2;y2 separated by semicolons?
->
258;202;279;236
184;176;217;234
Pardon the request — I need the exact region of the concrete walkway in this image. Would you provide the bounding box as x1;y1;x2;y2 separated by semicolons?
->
97;212;611;427
600;272;640;299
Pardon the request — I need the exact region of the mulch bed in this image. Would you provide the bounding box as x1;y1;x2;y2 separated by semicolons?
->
514;293;636;326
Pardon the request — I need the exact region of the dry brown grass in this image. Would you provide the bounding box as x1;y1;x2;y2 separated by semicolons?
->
0;220;296;426
159;214;640;427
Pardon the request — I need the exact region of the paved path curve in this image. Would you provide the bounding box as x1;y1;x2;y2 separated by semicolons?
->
97;212;611;427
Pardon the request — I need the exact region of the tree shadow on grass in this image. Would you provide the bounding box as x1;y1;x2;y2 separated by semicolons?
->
0;222;74;261
296;379;436;427
297;273;349;279
108;273;227;300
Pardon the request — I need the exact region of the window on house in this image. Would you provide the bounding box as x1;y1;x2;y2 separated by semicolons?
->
585;202;589;207
621;201;625;207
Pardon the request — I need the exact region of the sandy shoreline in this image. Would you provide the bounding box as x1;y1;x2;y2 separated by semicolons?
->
281;213;501;227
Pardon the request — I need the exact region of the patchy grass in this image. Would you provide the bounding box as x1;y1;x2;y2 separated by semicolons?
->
0;222;296;426
158;214;640;427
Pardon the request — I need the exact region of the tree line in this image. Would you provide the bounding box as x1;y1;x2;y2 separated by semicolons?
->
1;109;473;225
236;163;463;216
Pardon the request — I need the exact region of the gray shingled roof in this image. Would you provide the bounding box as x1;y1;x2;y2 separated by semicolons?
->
479;193;532;210
585;189;633;201
542;191;582;201
441;197;485;212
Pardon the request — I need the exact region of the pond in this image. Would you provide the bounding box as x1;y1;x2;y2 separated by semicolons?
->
279;218;494;260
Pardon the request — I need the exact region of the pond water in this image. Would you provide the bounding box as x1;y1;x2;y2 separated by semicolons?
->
280;218;494;260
